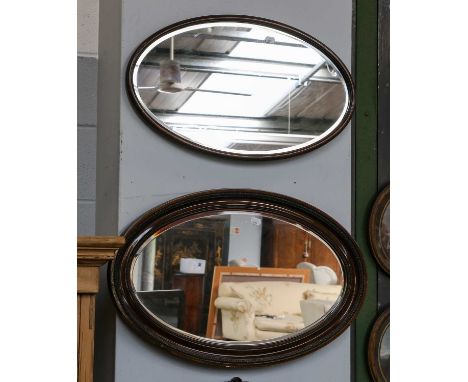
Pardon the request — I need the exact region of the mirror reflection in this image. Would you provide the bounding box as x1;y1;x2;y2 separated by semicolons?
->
131;212;344;341
380;201;390;256
131;22;350;155
379;325;390;381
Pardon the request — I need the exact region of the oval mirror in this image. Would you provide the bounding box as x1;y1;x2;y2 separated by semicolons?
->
110;189;366;366
127;15;355;159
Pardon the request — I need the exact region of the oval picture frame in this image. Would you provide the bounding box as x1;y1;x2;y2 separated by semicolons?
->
126;15;355;160
368;307;390;382
109;189;367;367
369;185;390;274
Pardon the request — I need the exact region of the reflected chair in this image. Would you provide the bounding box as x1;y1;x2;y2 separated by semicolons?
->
214;281;342;341
296;262;338;285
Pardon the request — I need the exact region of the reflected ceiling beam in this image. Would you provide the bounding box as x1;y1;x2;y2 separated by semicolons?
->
140;59;341;83
140;55;341;83
145;49;317;69
173;126;314;146
181;32;307;48
151;110;330;135
140;62;298;81
166;65;299;81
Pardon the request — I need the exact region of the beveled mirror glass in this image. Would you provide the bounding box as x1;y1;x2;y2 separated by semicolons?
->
131;211;344;341
379;326;390;379
127;15;355;159
110;190;366;366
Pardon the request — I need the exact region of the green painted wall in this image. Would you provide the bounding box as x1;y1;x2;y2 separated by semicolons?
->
354;0;380;380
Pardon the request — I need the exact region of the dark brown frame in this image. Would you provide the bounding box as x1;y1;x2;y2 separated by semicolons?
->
368;308;390;382
369;185;390;274
125;15;356;160
109;189;366;367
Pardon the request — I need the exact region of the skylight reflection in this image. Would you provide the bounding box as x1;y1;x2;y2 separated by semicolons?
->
230;41;322;65
178;73;299;118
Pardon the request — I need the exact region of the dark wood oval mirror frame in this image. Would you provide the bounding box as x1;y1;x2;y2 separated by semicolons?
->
368;185;390;274
109;189;367;367
126;15;356;160
368;307;390;382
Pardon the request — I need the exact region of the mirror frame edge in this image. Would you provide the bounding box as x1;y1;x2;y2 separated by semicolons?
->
367;307;390;382
368;185;390;275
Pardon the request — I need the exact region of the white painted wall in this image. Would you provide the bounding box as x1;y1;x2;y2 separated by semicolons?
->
96;0;353;381
228;214;263;266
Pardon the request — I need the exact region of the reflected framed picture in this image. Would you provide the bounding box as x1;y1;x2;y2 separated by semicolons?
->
368;308;390;382
369;185;390;274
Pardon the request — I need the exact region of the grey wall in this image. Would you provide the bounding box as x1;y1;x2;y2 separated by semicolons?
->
77;56;98;235
96;0;353;381
77;0;99;235
78;2;122;381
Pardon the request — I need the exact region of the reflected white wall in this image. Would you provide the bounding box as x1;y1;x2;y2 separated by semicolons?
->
227;214;263;266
